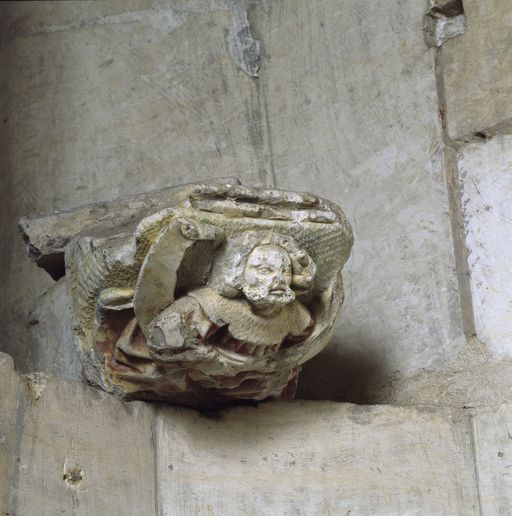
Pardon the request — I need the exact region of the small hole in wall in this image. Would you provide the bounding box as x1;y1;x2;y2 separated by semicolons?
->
63;466;84;487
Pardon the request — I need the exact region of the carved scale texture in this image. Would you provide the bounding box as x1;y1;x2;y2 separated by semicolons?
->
66;237;140;353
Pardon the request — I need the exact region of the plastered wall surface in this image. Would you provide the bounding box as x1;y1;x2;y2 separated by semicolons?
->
0;0;511;407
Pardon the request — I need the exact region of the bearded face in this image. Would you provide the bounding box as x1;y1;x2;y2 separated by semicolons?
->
241;244;296;311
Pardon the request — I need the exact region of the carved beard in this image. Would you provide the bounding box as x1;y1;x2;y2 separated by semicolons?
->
241;284;296;310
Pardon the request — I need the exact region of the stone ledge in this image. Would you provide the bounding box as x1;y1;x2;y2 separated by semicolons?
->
4;350;510;515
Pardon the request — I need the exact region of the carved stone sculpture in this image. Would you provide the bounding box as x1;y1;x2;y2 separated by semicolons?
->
21;182;353;407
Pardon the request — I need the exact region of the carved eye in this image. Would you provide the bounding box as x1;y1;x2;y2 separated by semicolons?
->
259;267;272;273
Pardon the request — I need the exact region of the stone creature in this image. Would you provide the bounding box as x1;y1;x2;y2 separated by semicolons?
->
62;183;353;407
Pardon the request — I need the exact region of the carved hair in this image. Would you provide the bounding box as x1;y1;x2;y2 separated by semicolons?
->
208;231;316;297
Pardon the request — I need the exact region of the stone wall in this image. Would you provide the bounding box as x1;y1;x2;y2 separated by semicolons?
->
4;351;512;515
1;0;511;407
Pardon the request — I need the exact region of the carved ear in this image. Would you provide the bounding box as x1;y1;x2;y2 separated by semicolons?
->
133;218;223;337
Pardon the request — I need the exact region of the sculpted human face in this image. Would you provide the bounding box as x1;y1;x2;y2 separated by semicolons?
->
242;244;295;312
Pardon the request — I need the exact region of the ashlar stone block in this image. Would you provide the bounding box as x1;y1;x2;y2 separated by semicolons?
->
250;0;465;400
459;135;512;358
473;403;512;515
156;402;479;515
440;0;512;139
0;353;483;515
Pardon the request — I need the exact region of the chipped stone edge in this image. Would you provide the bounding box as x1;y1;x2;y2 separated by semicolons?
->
424;1;466;48
227;2;260;77
18;177;241;279
23;373;48;400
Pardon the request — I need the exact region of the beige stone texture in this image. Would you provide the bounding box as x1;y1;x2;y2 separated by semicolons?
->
4;0;512;409
0;353;156;516
0;353;24;514
2;0;467;405
473;404;512;514
440;0;512;140
25;278;81;379
252;0;465;402
458;136;512;360
156;402;479;515
1;0;154;34
1;351;493;515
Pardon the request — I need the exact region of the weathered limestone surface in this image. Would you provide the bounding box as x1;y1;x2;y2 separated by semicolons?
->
0;351;488;515
424;0;467;48
19;177;239;278
0;354;23;514
156;402;479;515
0;0;153;32
0;353;156;516
440;0;512;140
378;137;512;408
458;136;512;359
0;0;467;404
251;0;465;401
0;1;273;373
473;404;512;514
25;278;81;380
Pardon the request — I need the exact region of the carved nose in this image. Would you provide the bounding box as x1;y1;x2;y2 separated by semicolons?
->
270;274;285;290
